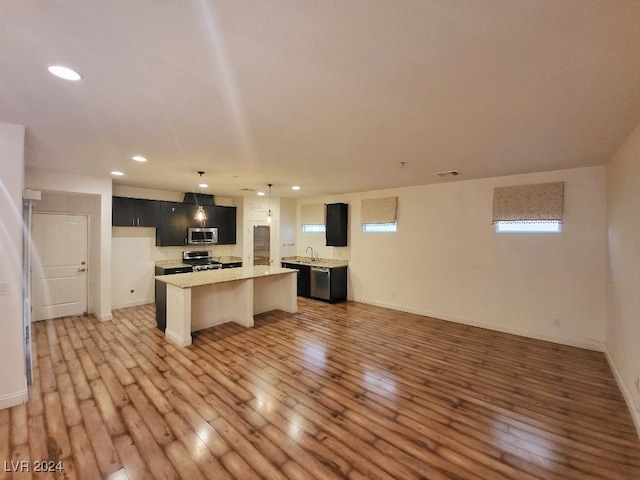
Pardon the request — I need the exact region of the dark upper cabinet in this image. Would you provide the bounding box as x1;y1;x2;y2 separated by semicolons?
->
156;202;188;246
187;204;218;229
326;203;348;246
216;206;237;244
113;196;236;246
112;197;159;227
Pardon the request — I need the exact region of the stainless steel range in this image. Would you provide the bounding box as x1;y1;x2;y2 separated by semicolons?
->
182;250;222;271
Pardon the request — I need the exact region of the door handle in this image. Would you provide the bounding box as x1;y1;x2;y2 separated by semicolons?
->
77;268;86;273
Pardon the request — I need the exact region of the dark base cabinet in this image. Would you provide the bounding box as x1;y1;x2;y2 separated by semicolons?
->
281;263;311;297
221;262;242;269
154;264;193;331
325;266;347;303
282;263;346;303
155;280;167;331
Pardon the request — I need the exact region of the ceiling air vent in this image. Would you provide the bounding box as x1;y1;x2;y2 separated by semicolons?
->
436;170;461;177
239;188;258;192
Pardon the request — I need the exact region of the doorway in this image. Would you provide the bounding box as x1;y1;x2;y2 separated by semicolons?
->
32;213;88;321
253;225;271;266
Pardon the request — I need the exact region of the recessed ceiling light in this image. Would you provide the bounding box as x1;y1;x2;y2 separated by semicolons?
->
292;186;301;190
132;156;147;162
111;171;124;176
48;65;82;81
198;183;208;188
257;191;265;196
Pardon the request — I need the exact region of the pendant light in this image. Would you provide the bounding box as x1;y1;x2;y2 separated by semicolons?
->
267;183;273;223
194;171;207;222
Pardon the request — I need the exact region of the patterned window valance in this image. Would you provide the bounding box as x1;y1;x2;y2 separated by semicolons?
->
492;182;564;224
301;203;325;225
361;196;398;224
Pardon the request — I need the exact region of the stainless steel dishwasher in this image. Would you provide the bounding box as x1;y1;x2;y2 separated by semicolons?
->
310;266;330;300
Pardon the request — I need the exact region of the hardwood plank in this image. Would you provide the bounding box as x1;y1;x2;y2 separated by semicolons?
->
68;423;102;480
112;435;149;480
43;391;72;461
5;300;639;480
78;399;122;476
165;441;207;480
120;405;179;480
124;384;174;447
54;373;82;428
163;411;234;480
0;409;10;480
9;403;28;447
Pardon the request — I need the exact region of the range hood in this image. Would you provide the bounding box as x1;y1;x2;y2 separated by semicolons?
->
183;192;215;205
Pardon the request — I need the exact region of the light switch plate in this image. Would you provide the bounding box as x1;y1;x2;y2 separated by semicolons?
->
0;282;10;295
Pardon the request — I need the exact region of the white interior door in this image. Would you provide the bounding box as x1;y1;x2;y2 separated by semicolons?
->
32;213;88;321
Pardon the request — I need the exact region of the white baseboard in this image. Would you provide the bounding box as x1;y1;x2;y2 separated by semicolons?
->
111;299;154;311
604;347;640;439
0;387;28;410
354;297;605;352
165;328;192;348
94;311;113;322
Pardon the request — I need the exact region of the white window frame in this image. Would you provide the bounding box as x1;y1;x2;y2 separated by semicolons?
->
494;221;562;233
362;222;397;233
302;224;326;233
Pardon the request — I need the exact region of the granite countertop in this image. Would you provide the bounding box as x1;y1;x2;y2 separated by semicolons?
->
155;265;296;289
212;256;242;264
281;256;348;268
155;259;190;269
156;256;242;269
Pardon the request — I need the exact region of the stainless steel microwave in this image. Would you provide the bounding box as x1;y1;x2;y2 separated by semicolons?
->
188;227;218;244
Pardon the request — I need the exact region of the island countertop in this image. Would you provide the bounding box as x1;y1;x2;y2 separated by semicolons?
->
156;265;297;289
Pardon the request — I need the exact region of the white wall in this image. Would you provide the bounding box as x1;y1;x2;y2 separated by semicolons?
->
606;121;640;432
26;169;113;320
280;198;297;259
0;122;27;409
298;166;608;351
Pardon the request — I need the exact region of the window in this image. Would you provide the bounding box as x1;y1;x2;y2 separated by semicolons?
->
301;203;325;233
362;222;397;233
361;196;398;233
494;221;561;233
301;224;326;233
492;182;564;234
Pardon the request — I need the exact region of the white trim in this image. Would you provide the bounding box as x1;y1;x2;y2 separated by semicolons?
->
111;299;153;310
0;387;28;410
94;311;113;322
604;347;640;439
354;296;605;352
165;328;191;348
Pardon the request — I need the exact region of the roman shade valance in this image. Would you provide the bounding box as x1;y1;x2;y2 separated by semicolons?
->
492;182;564;224
300;203;325;225
361;196;398;224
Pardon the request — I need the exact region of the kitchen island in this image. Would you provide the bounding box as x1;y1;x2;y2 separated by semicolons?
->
155;266;297;347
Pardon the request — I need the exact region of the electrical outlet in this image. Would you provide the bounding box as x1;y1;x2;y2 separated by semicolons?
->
553;318;560;327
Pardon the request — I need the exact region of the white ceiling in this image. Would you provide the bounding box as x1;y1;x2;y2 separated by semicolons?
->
3;1;640;198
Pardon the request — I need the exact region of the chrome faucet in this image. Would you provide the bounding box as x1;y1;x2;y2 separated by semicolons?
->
306;246;314;262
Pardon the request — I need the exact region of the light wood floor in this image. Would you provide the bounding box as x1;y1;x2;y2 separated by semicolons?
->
2;299;640;479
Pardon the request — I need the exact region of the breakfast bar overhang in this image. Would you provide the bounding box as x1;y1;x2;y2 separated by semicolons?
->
155;266;298;347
